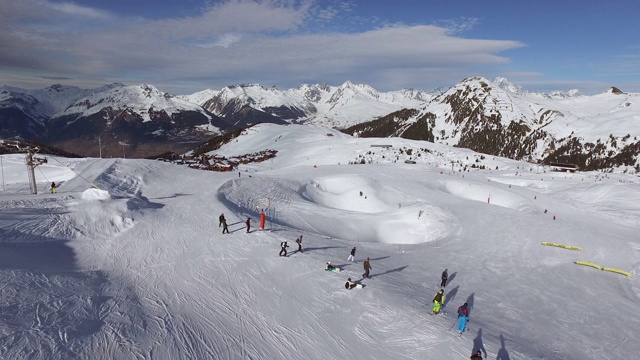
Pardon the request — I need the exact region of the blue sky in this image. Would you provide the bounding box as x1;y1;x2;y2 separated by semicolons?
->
0;0;638;95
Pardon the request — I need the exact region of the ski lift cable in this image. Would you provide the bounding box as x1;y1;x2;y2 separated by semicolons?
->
47;156;102;190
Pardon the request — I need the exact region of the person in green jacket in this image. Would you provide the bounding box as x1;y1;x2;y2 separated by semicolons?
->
432;289;445;314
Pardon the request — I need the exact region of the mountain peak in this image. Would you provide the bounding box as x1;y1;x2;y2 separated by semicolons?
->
608;86;625;95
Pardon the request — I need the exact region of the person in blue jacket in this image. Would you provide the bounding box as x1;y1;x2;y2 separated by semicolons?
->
456;302;469;334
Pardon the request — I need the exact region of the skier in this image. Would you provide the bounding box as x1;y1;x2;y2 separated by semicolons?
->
51;182;57;194
295;235;303;253
218;213;225;227
279;241;289;256
246;217;251;233
347;247;356;262
456;302;470;334
345;278;357;290
440;268;448;287
362;257;372;278
221;218;230;234
432;289;445;314
325;262;336;271
470;350;483;359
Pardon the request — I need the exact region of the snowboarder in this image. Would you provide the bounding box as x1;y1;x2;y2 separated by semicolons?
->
246;217;251;233
362;257;372;278
279;241;289;256
221;219;230;234
325;262;336;271
470;350;483;359
295;235;303;253
440;268;448;287
432;289;445;314
347;247;356;262
345;277;357;290
218;213;225;227
456;302;470;334
51;182;57;193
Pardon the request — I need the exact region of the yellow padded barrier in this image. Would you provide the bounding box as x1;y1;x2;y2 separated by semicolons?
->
602;267;632;276
541;242;582;251
574;261;603;270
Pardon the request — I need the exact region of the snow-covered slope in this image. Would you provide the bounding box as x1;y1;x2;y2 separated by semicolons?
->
1;123;639;360
61;83;213;122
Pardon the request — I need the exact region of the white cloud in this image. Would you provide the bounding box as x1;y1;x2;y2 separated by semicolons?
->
0;0;527;93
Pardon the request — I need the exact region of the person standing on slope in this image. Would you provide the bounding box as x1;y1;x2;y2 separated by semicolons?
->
245;217;251;233
470;350;483;359
362;257;372;278
347;247;356;262
440;268;448;288
456;302;470;334
51;182;57;193
432;289;445;315
279;241;289;257
219;213;225;227
221;218;230;234
296;235;303;253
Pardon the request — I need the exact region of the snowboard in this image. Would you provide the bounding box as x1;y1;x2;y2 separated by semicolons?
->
326;267;341;272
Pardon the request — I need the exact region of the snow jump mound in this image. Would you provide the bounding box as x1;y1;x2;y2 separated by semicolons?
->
301;175;412;213
442;180;534;212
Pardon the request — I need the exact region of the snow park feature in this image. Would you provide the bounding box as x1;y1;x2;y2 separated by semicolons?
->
541;242;582;251
574;261;633;276
0;124;639;359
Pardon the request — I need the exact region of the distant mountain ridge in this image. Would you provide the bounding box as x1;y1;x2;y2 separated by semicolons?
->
344;76;640;172
1;77;639;171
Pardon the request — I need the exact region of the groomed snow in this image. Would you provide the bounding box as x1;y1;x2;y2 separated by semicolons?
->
0;124;639;359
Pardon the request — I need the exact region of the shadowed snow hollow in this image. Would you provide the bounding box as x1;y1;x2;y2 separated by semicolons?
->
302;175;411;213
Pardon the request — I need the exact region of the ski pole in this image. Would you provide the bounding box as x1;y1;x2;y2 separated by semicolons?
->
449;318;457;331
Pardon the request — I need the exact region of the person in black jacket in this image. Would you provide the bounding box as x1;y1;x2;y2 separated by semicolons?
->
218;213;225;227
347;247;356;262
470;350;483;359
246;217;251;233
279;241;289;256
440;268;448;287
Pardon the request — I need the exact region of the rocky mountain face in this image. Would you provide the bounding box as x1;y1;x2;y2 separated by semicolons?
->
343;77;640;172
0;84;233;158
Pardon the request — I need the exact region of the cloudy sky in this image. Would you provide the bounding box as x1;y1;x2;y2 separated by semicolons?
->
1;0;639;94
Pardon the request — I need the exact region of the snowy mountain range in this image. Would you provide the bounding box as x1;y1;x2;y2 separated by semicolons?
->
1;77;639;171
344;77;640;172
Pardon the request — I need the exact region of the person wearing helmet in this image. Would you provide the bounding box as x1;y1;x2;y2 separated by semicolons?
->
432;289;445;314
440;268;448;287
456;302;470;334
470;350;483;359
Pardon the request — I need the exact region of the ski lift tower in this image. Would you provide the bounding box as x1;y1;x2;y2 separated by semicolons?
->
24;147;48;194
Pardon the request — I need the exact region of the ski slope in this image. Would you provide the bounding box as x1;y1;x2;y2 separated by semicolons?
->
0;124;639;359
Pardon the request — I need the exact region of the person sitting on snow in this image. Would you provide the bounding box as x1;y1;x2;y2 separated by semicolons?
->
344;278;357;290
325;262;336;271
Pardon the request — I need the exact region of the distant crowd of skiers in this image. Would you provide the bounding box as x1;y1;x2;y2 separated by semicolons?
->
216;212;480;359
